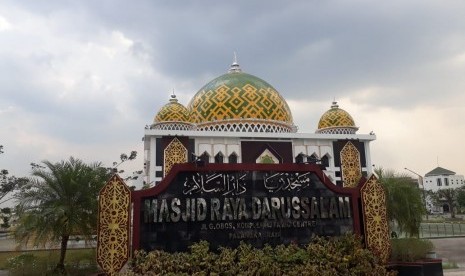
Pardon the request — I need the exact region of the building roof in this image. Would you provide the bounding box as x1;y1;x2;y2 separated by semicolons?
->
425;167;456;177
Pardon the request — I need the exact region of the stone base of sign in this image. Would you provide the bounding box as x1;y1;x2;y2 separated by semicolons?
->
388;259;443;276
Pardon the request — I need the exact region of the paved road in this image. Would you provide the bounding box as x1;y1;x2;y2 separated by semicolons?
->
430;238;465;275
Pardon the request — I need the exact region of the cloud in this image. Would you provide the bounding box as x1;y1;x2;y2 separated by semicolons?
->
1;0;465;180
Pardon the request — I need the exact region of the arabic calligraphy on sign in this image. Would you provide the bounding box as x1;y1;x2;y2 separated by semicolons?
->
182;171;314;196
263;172;312;193
183;172;247;196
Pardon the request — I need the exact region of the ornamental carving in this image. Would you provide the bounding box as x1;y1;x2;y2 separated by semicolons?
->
97;174;131;275
164;137;188;176
256;149;279;164
360;174;391;264
340;141;362;187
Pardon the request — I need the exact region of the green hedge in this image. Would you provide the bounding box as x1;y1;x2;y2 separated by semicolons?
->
390;238;434;262
122;234;396;276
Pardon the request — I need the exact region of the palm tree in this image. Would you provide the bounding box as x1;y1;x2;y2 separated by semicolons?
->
375;168;426;237
14;157;108;274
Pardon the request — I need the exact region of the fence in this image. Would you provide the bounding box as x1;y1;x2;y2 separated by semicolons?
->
419;223;465;238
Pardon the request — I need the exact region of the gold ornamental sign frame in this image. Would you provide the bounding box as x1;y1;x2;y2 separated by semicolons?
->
97;174;131;275
360;174;391;264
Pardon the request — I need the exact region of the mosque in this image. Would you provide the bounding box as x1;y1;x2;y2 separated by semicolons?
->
143;59;376;187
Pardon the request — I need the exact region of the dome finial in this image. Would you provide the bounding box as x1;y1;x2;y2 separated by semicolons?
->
229;52;242;73
169;89;178;103
331;99;339;108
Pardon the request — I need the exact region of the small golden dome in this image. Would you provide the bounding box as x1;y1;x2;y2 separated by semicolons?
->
317;101;358;134
154;95;189;123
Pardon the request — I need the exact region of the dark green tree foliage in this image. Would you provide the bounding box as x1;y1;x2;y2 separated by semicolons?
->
456;187;465;211
0;169;27;204
0;146;28;205
375;168;425;237
428;188;458;218
0;207;11;228
0;145;28;229
14;157;108;274
110;150;142;181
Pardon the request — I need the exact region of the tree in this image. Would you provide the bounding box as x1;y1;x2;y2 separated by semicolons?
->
375;168;425;237
14;157;108;274
0;145;28;204
456;186;465;212
428;188;458;218
109;150;142;181
0;207;12;229
0;169;27;204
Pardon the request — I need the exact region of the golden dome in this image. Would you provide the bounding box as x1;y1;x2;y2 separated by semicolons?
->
152;95;192;131
317;101;358;134
187;62;295;132
154;95;189;123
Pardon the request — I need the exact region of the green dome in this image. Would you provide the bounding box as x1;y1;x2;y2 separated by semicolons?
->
187;71;294;126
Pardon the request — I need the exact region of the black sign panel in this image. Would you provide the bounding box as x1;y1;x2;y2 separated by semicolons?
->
140;170;353;252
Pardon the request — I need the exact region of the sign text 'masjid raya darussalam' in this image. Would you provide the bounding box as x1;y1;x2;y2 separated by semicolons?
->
140;170;354;252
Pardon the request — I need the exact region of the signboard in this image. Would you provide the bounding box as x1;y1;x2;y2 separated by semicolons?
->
132;164;359;252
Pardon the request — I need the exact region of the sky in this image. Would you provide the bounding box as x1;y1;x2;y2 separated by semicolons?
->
1;0;465;185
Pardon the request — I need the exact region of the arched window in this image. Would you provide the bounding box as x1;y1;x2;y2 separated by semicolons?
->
215;152;224;164
228;152;238;164
295;153;305;164
200;151;210;164
307;154;319;163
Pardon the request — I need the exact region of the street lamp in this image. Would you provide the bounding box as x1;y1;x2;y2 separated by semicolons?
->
404;167;428;220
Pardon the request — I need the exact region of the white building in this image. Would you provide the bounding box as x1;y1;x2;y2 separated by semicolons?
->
422;167;465;213
143;60;376;187
423;167;465;192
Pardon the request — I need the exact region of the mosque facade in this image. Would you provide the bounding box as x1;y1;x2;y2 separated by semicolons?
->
143;60;376;187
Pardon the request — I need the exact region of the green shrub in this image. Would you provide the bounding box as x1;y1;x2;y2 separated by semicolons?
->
6;253;38;269
390;238;434;262
123;234;396;276
3;249;100;276
442;261;458;269
5;253;45;276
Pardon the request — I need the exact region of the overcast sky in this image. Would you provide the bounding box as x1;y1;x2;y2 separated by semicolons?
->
1;0;465;183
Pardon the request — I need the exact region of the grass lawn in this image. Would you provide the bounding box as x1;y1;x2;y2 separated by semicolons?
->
0;248;101;275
